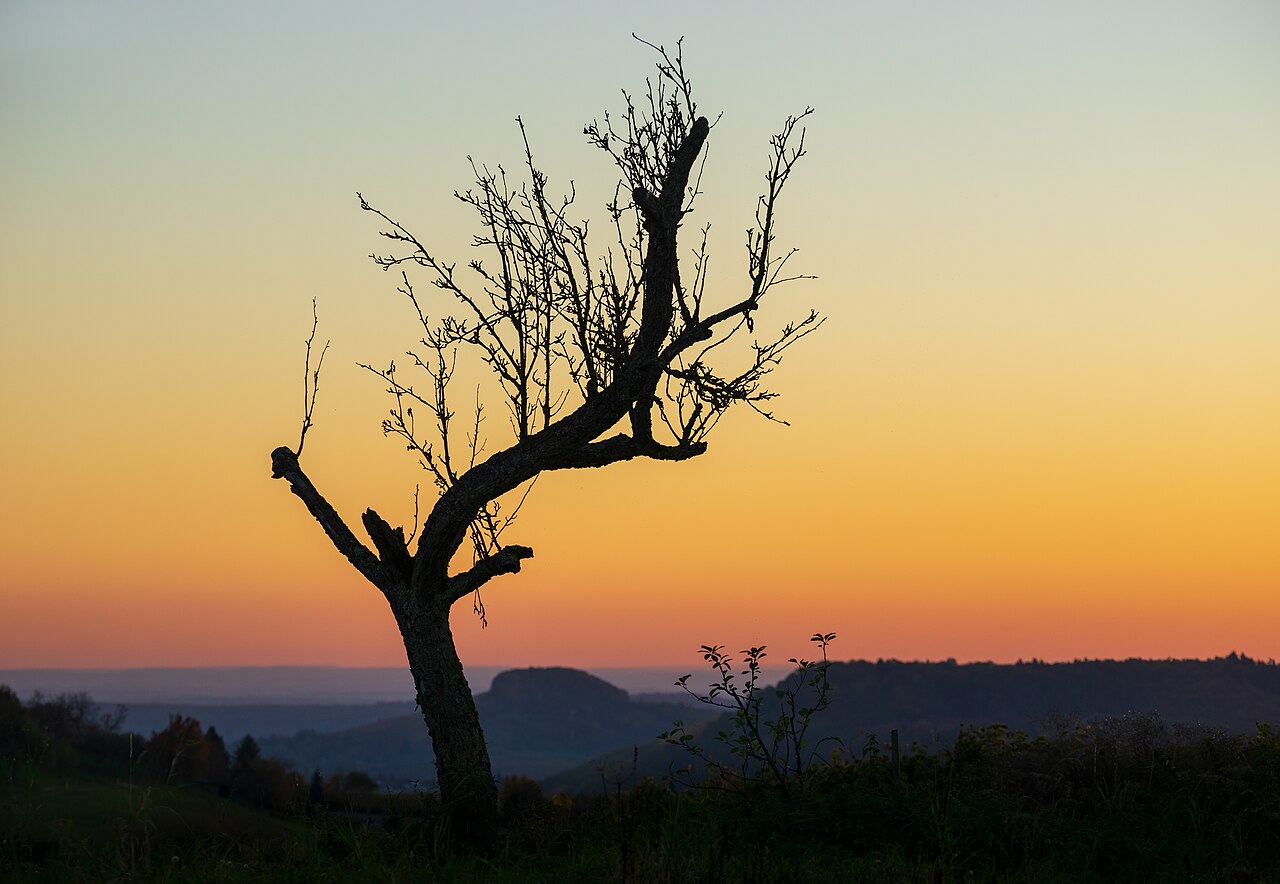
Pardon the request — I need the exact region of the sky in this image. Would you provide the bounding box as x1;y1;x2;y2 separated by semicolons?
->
1;1;1277;674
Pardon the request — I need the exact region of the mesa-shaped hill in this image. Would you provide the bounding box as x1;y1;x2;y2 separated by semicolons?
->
259;667;710;788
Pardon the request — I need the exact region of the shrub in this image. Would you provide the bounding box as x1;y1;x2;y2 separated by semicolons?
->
662;632;840;796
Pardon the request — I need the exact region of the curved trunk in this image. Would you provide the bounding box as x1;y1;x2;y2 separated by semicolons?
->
273;108;717;843
271;446;503;840
398;598;497;843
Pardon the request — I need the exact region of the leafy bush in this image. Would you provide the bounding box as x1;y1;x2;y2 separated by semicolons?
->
661;632;840;795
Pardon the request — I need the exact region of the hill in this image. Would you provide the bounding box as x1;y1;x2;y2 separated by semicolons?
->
118;701;416;747
6;674;1278;882
0;665;682;704
544;653;1280;792
0;666;422;704
259;667;713;788
808;654;1280;744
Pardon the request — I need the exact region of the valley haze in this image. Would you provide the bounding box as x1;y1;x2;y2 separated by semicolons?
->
0;665;686;705
6;655;1275;791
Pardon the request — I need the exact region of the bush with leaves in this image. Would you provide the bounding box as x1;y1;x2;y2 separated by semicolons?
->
661;632;840;795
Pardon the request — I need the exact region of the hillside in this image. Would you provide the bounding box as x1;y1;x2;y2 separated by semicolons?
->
120;701;416;746
6;676;1278;882
544;653;1280;792
259;667;712;787
810;654;1280;743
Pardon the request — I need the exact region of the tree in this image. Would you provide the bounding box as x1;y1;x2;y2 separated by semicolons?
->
147;714;207;784
344;770;379;794
308;767;325;809
204;725;231;788
232;733;261;768
271;40;819;837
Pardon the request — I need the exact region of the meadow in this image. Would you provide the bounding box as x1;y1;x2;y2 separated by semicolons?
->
3;684;1279;882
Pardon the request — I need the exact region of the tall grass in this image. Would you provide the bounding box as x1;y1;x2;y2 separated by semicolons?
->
6;715;1279;882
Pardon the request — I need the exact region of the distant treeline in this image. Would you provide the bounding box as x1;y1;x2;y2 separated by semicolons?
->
812;653;1280;746
0;686;387;815
545;653;1280;791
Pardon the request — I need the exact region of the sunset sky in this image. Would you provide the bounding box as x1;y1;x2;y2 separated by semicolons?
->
2;1;1277;674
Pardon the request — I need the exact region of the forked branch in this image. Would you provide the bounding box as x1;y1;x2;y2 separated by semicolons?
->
270;446;393;593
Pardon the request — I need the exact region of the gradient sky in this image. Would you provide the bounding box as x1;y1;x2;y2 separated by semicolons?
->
2;1;1277;673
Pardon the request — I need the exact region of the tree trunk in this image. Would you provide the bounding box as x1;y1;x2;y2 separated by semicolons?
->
397;597;497;843
271;447;507;840
273;101;722;842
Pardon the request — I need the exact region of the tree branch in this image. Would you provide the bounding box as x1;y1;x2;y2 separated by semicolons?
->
361;508;414;584
297;299;330;458
446;544;535;603
270;446;395;592
550;433;707;469
411;113;712;592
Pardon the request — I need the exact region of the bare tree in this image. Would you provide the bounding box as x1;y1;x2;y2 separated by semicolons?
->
271;40;820;837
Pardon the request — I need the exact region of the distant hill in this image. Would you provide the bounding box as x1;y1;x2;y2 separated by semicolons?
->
0;667;422;704
0;665;682;704
118;702;416;747
544;654;1280;793
259;667;714;788
804;654;1280;745
129;656;1280;792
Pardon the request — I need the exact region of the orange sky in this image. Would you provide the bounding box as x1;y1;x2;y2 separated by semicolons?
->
1;2;1277;673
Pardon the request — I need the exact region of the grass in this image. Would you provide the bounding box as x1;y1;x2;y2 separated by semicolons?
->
4;717;1279;882
2;764;300;879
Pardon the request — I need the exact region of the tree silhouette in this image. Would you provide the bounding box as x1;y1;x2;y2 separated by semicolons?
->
271;39;819;837
231;733;260;768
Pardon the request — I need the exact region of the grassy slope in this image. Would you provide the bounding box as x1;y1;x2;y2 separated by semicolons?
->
2;765;298;870
6;735;1280;884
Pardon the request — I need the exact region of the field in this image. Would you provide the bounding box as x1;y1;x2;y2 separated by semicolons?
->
4;714;1279;883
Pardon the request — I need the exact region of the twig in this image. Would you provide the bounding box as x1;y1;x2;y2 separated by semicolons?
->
297;299;330;458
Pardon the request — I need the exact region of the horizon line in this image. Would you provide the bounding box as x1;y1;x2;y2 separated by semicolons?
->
2;651;1272;673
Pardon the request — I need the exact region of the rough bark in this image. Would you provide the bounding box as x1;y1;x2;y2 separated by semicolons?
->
273;444;510;838
397;598;498;841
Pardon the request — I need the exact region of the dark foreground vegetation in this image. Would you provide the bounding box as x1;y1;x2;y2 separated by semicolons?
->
4;685;1279;882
